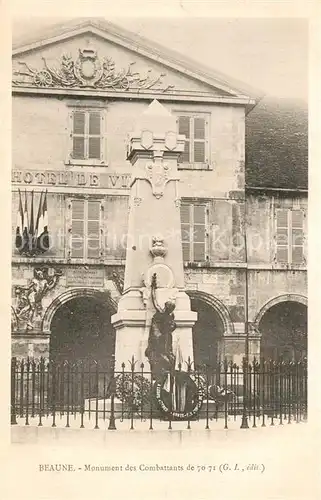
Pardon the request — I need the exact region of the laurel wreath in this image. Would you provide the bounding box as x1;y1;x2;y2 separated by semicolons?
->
114;374;152;416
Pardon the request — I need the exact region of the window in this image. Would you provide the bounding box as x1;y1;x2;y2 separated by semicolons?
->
275;209;305;265
70;199;101;259
181;202;209;262
69;110;104;163
177;114;209;166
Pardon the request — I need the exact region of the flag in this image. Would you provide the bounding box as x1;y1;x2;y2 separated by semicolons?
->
29;190;35;252
38;190;49;252
15;189;23;250
22;190;29;253
43;190;48;230
174;343;184;370
35;191;43;250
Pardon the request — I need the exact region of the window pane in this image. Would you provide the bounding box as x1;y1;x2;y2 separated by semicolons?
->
276;228;288;245
88;137;101;159
87;239;100;259
292;246;303;264
193;242;205;261
71;238;84;258
194;117;205;140
194;225;205;242
89;112;101;135
73;137;85;159
178;116;190;138
193;205;206;224
179;140;190;163
276;210;288;228
182;242;190;261
180;204;190;224
72;200;85;219
292;228;303;245
292;210;303;228
194;141;205;162
181;223;190;242
71;220;84;236
73;111;85;134
88;201;100;219
276;246;288;263
87;220;100;238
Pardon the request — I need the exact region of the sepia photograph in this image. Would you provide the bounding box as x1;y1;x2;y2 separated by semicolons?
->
5;10;316;500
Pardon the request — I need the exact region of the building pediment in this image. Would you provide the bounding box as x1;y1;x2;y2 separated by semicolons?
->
12;19;259;107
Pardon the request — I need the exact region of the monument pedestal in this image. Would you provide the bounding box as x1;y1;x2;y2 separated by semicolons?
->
111;100;197;371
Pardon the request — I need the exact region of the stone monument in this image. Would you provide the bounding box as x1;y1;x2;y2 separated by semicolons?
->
111;100;197;371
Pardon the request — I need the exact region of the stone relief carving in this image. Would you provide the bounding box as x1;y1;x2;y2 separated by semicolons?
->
150;235;167;260
141;237;178;307
13;48;175;92
11;267;62;331
145;161;171;199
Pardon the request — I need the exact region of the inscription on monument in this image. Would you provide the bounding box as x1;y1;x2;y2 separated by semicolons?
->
66;267;105;287
12;170;131;189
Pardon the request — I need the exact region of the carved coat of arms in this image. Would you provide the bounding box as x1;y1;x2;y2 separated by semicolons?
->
74;49;104;87
146;162;170;199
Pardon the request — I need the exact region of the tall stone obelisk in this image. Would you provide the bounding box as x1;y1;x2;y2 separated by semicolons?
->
111;100;197;370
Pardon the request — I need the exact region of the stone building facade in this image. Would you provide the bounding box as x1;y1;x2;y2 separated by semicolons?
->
11;19;308;368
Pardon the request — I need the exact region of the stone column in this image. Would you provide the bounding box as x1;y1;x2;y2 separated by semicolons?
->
111;100;197;370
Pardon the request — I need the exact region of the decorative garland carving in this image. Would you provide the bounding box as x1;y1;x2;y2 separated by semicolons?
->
13;48;175;92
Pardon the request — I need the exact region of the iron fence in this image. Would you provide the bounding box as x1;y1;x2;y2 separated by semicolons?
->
11;357;307;430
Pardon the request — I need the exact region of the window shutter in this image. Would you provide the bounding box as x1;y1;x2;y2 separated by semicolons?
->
194;141;205;163
194;117;205;140
291;210;304;264
72;111;85;160
276;209;289;263
181;203;191;261
178;116;191;163
71;200;85;258
73;111;86;134
193;204;206;261
88;112;101;160
89;112;101;135
88;138;101;160
193;117;206;163
87;200;100;259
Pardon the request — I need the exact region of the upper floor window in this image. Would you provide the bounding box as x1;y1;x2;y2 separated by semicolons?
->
180;201;209;262
70;198;102;259
177;114;210;168
68;109;105;165
275;208;305;265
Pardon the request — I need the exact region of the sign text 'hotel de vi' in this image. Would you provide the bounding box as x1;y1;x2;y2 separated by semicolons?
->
12;169;131;189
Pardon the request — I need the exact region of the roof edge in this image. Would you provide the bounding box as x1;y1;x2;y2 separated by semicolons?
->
12;18;264;102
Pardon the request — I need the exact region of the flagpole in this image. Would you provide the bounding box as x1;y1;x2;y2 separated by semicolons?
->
29;190;35;253
35;190;43;235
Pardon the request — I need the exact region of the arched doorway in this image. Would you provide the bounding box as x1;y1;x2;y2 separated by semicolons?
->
258;299;307;361
49;292;116;369
188;293;226;371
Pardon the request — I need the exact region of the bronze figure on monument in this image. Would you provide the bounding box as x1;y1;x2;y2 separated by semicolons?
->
145;273;176;378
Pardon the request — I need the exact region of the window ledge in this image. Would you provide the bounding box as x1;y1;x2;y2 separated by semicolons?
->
12;256;126;266
178;163;213;171
65;159;108;167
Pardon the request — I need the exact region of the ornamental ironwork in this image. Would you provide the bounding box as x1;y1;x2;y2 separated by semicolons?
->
12;48;175;92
